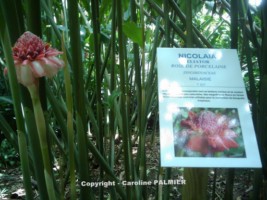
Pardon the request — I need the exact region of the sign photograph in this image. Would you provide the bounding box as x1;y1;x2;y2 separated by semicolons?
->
157;48;262;168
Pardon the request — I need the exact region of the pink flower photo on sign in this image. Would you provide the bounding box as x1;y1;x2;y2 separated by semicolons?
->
173;107;245;158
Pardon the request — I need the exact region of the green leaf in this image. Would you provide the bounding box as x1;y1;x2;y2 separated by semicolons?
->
123;21;143;46
105;90;121;108
0;96;13;104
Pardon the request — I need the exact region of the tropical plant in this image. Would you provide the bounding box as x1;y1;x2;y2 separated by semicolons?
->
0;0;266;199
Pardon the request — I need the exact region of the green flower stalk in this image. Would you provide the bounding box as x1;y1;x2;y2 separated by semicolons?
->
5;31;64;200
28;84;57;200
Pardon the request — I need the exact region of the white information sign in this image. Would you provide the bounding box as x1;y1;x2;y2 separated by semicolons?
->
157;48;261;168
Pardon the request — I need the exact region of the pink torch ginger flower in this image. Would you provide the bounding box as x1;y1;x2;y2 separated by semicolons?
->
179;110;239;155
5;31;64;87
2;32;64;199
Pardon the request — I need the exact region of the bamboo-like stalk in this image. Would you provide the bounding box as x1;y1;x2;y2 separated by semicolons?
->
224;169;235;200
164;0;170;47
211;169;217;200
183;169;209;200
130;0;141;145
108;2;119;198
90;0;103;150
240;1;265;199
182;1;209;199
256;75;267;199
117;0;134;198
25;0;41;35
147;17;160;86
240;0;258;125
110;0;117;170
185;0;193;47
139;0;148;198
224;1;239;199
254;1;267;199
246;5;261;50
157;167;164;200
0;1;24;41
249;1;267;198
260;0;267;76
62;36;76;200
130;4;142;194
0;11;33;199
147;18;161;149
231;0;238;49
163;168;171;200
162;1;172;199
67;0;87;136
90;1;104;198
67;0;93;199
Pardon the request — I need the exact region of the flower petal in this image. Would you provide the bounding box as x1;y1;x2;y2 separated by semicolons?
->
207;135;228;151
186;135;210;155
30;61;45;77
45;56;64;68
16;65;37;87
45;48;63;57
207;130;238;152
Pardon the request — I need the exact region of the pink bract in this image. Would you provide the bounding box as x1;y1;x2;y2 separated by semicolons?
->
5;31;64;87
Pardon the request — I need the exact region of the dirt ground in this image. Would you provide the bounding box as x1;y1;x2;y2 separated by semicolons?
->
0;135;256;199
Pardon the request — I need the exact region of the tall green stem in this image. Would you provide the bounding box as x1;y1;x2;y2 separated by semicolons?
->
0;9;33;200
130;4;143;191
183;169;209;200
63;40;76;200
182;1;209;199
224;1;239;199
90;1;104;198
163;1;172;199
164;0;170;46
67;0;92;198
117;0;134;198
185;0;193;47
139;0;148;199
254;1;267;199
28;85;57;200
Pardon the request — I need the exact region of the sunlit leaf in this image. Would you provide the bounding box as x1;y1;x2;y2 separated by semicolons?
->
122;21;143;46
